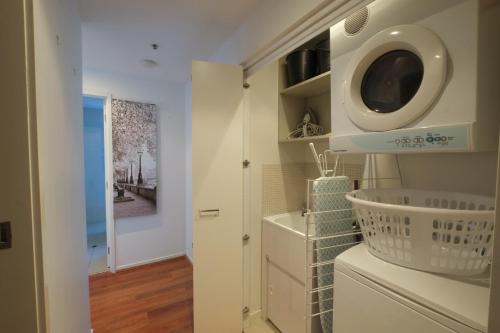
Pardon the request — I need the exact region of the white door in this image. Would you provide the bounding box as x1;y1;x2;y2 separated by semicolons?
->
192;60;244;333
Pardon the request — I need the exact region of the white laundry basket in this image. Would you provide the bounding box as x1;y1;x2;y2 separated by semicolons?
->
346;188;495;276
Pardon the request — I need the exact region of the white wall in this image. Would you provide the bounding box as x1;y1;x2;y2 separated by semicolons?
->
33;0;91;331
185;82;193;261
83;70;187;269
212;0;330;64
398;153;497;196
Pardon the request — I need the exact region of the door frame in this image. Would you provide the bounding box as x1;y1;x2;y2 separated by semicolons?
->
242;83;251;328
83;91;116;273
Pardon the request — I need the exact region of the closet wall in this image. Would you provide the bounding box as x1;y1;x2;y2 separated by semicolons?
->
398;153;497;196
242;58;498;324
244;62;303;321
244;61;364;322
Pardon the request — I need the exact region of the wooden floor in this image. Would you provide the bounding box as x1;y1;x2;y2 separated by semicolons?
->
89;256;193;333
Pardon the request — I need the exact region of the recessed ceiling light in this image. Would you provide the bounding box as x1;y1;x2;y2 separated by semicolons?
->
141;59;159;68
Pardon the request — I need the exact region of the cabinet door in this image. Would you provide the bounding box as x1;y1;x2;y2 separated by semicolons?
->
267;263;305;333
192;61;244;333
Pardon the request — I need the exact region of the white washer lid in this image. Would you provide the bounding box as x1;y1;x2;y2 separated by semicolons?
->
335;244;490;332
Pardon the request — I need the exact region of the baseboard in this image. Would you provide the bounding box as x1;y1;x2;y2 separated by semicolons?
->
249;310;262;325
185;253;193;265
116;252;185;270
244;309;262;329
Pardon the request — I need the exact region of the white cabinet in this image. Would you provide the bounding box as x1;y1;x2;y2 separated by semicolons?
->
267;263;305;333
262;217;323;333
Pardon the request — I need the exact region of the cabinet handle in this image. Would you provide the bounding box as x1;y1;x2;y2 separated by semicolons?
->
199;209;220;217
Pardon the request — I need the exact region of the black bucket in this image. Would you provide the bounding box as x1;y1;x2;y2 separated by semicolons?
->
316;38;330;74
286;49;317;86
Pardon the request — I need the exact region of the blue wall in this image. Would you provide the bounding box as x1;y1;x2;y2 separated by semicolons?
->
83;97;106;237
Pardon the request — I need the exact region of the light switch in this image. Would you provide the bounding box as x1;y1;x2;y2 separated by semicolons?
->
0;221;12;249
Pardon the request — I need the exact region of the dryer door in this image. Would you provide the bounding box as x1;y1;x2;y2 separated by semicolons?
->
344;25;447;131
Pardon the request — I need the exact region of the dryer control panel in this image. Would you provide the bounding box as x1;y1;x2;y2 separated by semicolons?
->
331;125;471;153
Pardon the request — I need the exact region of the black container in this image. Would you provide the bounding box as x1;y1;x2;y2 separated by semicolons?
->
286;49;317;86
316;38;330;74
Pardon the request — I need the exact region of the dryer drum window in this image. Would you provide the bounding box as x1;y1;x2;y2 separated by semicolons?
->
343;24;447;132
361;50;424;113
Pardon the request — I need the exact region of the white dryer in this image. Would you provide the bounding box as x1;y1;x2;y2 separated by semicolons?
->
330;0;500;153
333;245;489;333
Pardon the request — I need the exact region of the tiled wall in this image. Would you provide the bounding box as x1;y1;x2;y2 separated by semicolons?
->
262;162;364;217
261;163;306;217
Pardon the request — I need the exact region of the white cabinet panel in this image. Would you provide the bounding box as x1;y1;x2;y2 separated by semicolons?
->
192;61;243;333
268;263;305;333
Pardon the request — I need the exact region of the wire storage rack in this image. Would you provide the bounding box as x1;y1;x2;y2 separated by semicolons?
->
304;176;363;333
303;148;403;332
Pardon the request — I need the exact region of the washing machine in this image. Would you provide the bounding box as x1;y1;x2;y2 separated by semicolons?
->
333;245;489;333
330;0;500;153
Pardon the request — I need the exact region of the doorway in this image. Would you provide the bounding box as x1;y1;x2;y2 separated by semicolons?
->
83;95;115;274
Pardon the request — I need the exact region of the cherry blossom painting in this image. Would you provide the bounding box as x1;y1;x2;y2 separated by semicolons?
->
111;98;158;218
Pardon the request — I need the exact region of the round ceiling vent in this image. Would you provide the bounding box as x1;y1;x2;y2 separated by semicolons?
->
141;59;159;68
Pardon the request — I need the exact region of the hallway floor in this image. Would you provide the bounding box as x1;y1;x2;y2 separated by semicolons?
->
87;232;107;275
89;256;193;333
89;256;278;332
88;244;108;275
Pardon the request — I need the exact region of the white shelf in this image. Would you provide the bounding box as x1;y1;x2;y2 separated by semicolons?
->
277;31;331;143
279;133;331;143
280;71;331;98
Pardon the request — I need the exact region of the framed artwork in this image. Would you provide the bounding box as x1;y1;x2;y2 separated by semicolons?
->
111;98;158;218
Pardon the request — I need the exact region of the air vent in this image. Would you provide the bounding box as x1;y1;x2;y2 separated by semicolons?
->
344;7;369;35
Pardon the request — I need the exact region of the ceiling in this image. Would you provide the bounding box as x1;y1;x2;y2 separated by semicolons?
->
79;0;263;82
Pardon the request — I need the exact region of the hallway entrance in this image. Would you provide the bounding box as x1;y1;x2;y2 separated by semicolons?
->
83;95;115;274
